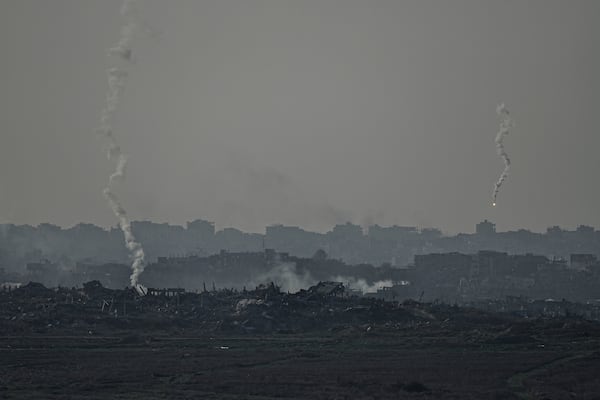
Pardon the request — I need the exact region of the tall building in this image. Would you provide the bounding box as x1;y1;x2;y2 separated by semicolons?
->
476;220;496;236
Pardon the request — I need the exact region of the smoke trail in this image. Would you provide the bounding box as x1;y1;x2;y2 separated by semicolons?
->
332;276;393;294
107;0;138;62
491;103;514;206
97;0;146;286
103;189;145;284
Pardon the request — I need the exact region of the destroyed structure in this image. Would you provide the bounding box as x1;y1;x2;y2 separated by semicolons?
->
2;219;600;309
2;280;600;339
3;248;600;306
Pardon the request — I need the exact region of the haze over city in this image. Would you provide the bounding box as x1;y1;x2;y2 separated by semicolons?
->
3;2;600;399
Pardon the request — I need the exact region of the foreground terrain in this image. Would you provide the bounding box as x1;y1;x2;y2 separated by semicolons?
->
1;282;599;399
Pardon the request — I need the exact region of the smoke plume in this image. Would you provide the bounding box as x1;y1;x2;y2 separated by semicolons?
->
97;0;146;286
333;276;393;294
491;103;514;206
252;263;395;295
252;263;317;293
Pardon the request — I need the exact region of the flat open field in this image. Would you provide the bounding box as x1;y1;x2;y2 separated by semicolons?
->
1;331;599;400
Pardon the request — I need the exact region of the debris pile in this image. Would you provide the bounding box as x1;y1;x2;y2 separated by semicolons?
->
2;281;600;341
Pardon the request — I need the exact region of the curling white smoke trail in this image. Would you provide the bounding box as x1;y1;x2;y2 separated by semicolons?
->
108;0;138;62
491;103;514;206
97;0;146;286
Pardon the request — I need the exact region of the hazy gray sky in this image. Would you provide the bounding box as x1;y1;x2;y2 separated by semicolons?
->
1;0;599;234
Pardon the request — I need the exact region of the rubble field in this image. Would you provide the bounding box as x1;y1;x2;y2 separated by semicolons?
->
1;282;599;399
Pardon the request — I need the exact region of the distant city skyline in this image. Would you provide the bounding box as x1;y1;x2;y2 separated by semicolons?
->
1;217;597;236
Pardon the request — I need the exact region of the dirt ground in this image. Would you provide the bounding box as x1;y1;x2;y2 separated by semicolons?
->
2;283;600;398
1;331;599;400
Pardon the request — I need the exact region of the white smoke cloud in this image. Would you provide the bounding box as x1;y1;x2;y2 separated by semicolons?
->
96;0;146;286
251;263;317;293
492;103;514;206
251;262;395;295
332;276;393;294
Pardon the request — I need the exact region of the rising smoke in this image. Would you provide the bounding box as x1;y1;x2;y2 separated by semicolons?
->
333;276;393;294
491;103;514;206
251;263;394;295
96;0;146;286
251;263;317;293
